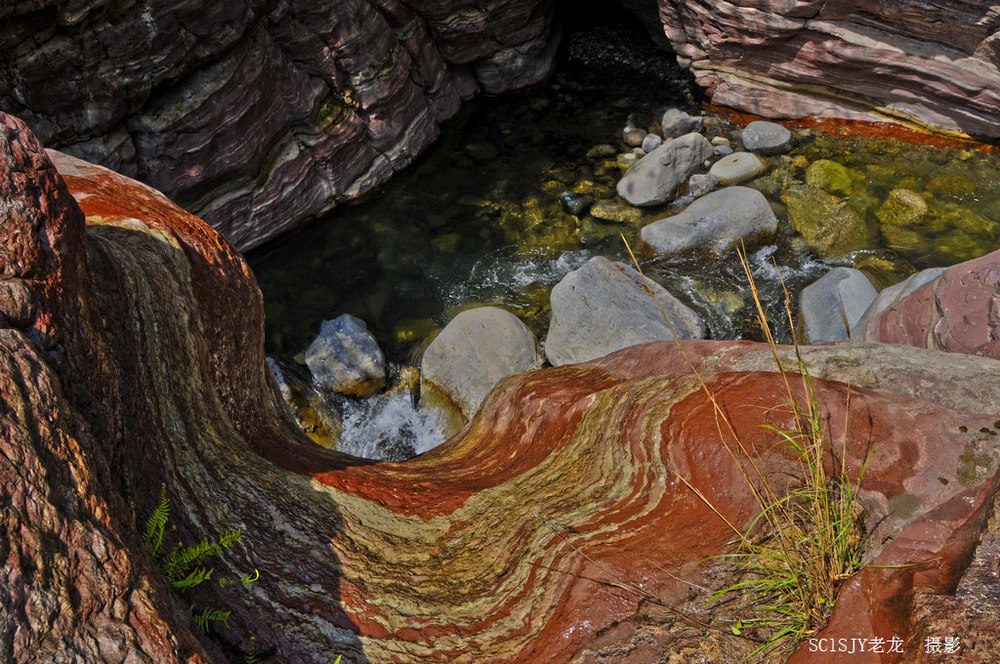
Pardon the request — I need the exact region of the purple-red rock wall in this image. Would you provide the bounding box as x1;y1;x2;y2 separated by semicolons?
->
858;247;1000;358
656;0;1000;138
0;0;556;250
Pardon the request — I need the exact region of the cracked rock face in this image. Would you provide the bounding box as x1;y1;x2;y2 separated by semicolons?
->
656;0;1000;138
0;0;557;250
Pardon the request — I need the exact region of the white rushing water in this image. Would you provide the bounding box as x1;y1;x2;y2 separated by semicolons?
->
337;388;450;461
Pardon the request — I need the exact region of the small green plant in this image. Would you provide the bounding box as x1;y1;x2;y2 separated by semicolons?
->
142;484;258;632
623;237;869;659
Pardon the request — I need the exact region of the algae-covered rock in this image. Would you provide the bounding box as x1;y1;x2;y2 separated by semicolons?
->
939;205;999;238
877;188;929;228
926;174;978;202
781;183;873;258
876;188;949;255
590;199;643;224
853;254;915;290
805;159;861;194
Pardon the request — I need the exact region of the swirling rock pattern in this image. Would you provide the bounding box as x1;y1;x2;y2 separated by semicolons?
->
656;0;1000;138
0;0;557;250
3;114;1000;662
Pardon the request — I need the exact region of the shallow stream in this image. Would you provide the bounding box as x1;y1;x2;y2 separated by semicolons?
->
248;17;1000;460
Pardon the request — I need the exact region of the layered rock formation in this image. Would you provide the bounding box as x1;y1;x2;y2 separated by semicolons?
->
656;0;1000;138
0;0;558;250
4;113;1000;662
5;0;1000;254
858;247;1000;358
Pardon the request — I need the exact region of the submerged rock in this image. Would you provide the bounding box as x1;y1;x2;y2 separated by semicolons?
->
741;121;792;155
660;108;704;138
877;188;932;253
616;132;713;206
544;256;706;366
305;314;386;397
708;151;765;185
799;267;878;343
421;306;542;421
805;159;859;194
640;186;778;255
559;192;594;217
622;126;647;147
589;199;643;224
782;183;873;259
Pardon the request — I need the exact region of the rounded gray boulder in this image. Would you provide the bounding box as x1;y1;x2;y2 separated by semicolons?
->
616;133;714;207
545;256;706;366
742;121;792;155
421;307;542;421
708;151;765;185
639;186;778;255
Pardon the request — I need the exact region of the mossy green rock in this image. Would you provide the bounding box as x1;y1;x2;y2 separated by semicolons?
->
589;199;643;224
781;183;873;258
805;159;860;194
877;188;929;227
939;205;999;238
877;188;942;254
926;174;977;202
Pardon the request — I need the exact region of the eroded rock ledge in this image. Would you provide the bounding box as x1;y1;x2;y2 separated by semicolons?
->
3;113;1000;662
656;0;1000;138
0;0;557;250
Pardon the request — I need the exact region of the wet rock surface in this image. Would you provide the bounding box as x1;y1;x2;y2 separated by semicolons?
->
420;305;542;421
640;186;779;255
799;267;878;343
3;116;1000;662
305;315;387;398
544;255;706;366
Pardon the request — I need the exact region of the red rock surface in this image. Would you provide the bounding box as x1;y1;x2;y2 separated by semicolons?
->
858;247;1000;358
0;0;556;250
3;114;1000;662
656;0;1000;139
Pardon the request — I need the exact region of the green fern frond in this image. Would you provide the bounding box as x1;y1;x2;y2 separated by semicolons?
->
191;605;232;632
141;484;170;559
218;528;242;550
244;636;258;664
172;566;214;590
162;538;219;582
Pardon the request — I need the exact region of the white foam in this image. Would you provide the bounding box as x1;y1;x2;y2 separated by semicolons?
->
338;389;448;461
